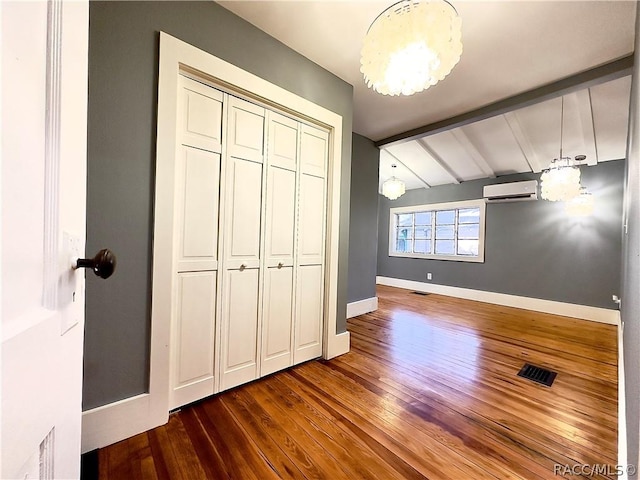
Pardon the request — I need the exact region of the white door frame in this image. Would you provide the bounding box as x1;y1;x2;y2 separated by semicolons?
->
81;32;349;452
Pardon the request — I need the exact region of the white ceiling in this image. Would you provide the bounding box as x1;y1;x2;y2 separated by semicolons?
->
218;0;636;190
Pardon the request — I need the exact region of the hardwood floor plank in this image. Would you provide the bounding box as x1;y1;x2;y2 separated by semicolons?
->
98;285;617;480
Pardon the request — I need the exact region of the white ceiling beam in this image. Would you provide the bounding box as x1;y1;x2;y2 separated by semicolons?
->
450;129;496;178
503;111;546;173
574;89;598;166
376;55;633;148
416;139;461;184
383;149;431;189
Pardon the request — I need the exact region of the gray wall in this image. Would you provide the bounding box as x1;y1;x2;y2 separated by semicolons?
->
623;7;640;477
84;1;353;410
378;161;624;309
348;134;380;303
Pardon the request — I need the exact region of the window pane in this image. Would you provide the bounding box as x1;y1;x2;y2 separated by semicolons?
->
457;240;479;256
414;239;432;254
397;227;412;240
435;225;454;240
459;208;480;224
458;224;479;239
395;238;411;253
435;240;455;255
397;214;413;227
436;210;455;225
415;211;431;225
415;226;432;239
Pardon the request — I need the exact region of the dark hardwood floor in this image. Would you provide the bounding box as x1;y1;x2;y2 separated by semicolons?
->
98;285;618;479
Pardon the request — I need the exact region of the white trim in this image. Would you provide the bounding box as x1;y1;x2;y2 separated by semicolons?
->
81;32;347;450
327;331;351;359
618;316;628;480
43;0;63;309
389;199;486;263
376;276;620;324
347;297;378;318
81;394;159;453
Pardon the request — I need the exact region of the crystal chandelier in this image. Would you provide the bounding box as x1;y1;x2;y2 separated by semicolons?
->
360;0;463;96
382;165;406;200
565;186;594;216
540;97;581;202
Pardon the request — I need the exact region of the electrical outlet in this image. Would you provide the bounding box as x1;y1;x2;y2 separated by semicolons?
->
427;273;432;280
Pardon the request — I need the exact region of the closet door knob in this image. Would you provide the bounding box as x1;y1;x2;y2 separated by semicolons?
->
239;263;247;271
277;262;283;269
76;249;117;279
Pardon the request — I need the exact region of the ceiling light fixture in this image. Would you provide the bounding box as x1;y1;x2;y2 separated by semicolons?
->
360;0;463;96
382;165;406;200
565;186;594;216
540;97;581;202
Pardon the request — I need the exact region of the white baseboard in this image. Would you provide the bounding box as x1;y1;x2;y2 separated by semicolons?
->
618;316;628;480
326;330;350;359
347;296;378;318
81;393;168;453
376;276;619;325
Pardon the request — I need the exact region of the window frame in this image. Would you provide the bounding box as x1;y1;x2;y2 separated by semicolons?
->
389;199;486;263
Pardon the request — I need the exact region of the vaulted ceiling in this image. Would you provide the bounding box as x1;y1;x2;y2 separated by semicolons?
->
218;1;636;191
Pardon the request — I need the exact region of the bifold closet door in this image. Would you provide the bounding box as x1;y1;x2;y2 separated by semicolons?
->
294;125;328;364
170;76;222;409
219;97;266;391
261;113;298;376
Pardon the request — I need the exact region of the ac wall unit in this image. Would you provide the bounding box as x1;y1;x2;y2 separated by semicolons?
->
483;180;538;203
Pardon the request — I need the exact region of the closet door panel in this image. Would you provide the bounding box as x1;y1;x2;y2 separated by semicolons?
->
179;75;223;153
294;264;323;363
227;96;265;163
261;266;294;376
225;157;263;269
264;166;296;266
176;147;220;272
298;174;325;265
220;268;260;391
170;271;216;409
268;113;298;171
300;125;328;178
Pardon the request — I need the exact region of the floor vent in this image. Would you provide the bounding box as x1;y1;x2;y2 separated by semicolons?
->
412;291;430;296
517;363;557;387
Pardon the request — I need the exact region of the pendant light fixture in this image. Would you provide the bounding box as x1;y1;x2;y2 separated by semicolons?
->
360;0;463;96
540;97;581;202
382;164;406;200
565;186;594;216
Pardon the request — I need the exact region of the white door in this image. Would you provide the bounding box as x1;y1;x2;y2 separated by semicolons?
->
169;76;222;409
1;1;89;479
219;97;266;391
294;125;328;364
261;113;298;376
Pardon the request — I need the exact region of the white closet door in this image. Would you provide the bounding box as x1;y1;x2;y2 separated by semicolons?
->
294;124;328;364
220;267;260;391
170;78;222;408
219;96;265;391
261;112;298;375
179;75;223;153
294;265;324;363
261;266;294;375
170;272;217;409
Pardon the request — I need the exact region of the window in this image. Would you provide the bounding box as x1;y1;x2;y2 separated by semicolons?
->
389;200;486;262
